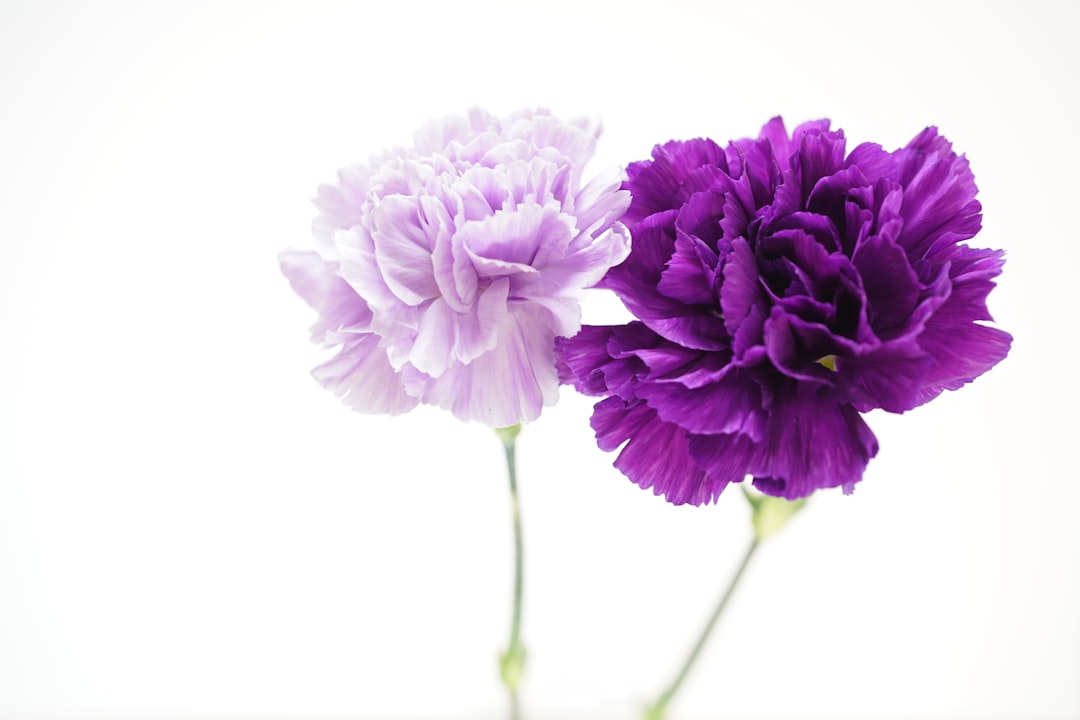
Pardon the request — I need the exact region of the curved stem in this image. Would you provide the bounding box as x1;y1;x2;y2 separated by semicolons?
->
496;425;525;720
645;536;761;720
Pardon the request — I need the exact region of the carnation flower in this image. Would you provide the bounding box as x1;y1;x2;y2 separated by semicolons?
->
556;118;1011;504
281;109;631;427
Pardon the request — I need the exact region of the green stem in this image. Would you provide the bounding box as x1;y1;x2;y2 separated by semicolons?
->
645;536;761;720
496;425;525;720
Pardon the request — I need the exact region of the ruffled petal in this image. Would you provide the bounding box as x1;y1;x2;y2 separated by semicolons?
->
912;246;1012;402
555;325;619;395
334;227;419;370
311;334;419;416
838;339;934;413
851;224;923;334
637;365;766;440
591;398;726;505
560;117;1008;505
370;195;440;305
894;130;981;261
279;251;372;344
719;237;766;350
794;129;847;202
752;386;878;499
408;278;511;376
689;386;877;500
571;169;633;241
416;304;559;426
458;203;573;279
623;138;727;228
513;223;631;337
658;230;719;306
312;163;375;257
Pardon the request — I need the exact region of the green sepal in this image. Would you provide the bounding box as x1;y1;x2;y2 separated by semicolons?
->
495;424;522;447
742;485;807;541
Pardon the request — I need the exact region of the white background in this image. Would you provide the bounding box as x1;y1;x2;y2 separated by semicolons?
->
1;1;1077;719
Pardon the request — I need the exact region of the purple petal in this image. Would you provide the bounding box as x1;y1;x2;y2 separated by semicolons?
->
838;340;934;413
794;128;847;201
591;398;727;505
556;325;619;395
842;142;897;185
623;139;727;228
851;228;923;333
894;133;981;261
912;246;1012;401
637;365;766;440
658;230;718;306
691;385;878;500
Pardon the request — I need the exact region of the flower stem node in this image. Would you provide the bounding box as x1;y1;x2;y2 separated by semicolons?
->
643;702;667;720
743;486;807;541
499;643;527;691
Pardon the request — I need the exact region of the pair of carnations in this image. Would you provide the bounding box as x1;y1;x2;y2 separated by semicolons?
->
281;108;1010;505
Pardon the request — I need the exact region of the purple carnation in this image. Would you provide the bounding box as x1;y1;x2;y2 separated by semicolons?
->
281;109;630;427
556;118;1011;504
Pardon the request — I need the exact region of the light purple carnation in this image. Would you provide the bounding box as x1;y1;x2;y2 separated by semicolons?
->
281;109;631;427
556;118;1012;504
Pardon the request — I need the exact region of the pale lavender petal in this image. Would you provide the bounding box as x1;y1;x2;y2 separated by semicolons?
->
370;195;439;305
512;222;631;335
335;227;420;370
517;221;631;299
427;194;478;313
454;277;510;363
412;109;496;154
312;163;374;257
572;168;633;239
460;202;574;274
312;334;419;416
417;304;559;426
279;250;372;344
408;297;455;377
409;278;510;376
287;109;637;427
528;294;582;338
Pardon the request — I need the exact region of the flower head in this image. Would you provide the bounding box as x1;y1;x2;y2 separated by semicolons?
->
282;109;631;427
556;118;1011;504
